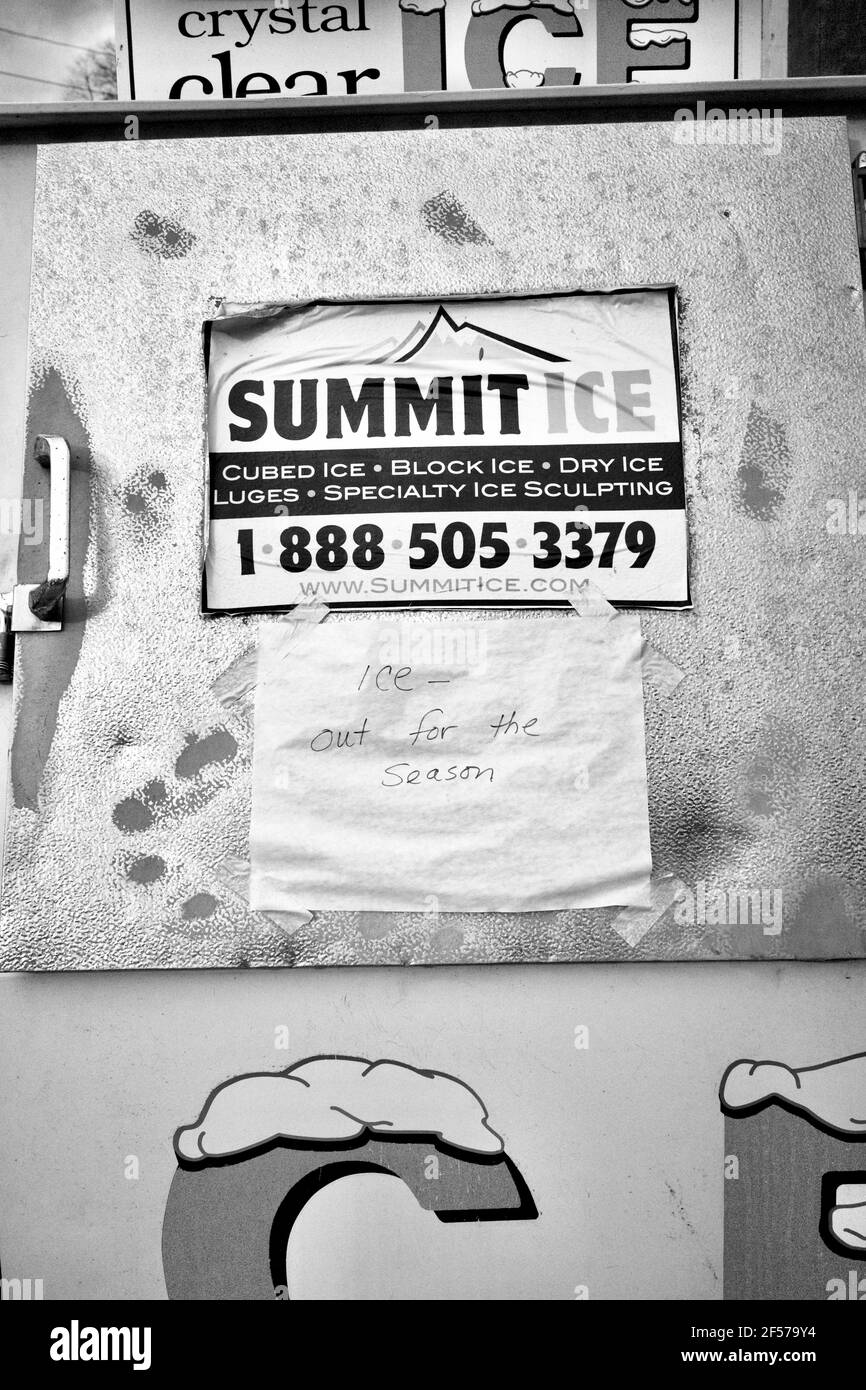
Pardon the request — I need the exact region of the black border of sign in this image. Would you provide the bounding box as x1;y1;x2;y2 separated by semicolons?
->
199;284;691;617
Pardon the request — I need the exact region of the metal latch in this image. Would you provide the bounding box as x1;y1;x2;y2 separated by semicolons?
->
0;435;71;683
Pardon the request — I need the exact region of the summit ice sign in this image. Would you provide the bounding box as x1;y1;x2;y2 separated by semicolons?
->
203;290;690;611
115;1;755;102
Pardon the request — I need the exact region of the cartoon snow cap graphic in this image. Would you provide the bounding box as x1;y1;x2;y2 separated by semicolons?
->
164;1056;537;1299
174;1055;506;1160
506;70;545;88
721;1051;866;1256
720;1052;866;1139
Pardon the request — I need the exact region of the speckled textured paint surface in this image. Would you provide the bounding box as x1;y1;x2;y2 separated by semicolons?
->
2;116;865;969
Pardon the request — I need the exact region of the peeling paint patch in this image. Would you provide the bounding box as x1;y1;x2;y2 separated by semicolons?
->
431;922;464;958
735;406;790;519
786;877;854;954
356;911;395;940
127;855;166;884
122;464;173;539
737;464;785;519
112;746;242;835
182;892;218;919
176;728;238;779
745;723;806;821
130;209;196;260
421;190;492;246
113;779;167;833
745;782;774;817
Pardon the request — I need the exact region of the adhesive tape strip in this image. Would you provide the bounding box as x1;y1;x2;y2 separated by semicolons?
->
611;872;687;947
568;579;618;620
213;852;312;931
640;639;685;697
568;582;685;695
282;600;330;626
211;645;258;712
210;603;330;712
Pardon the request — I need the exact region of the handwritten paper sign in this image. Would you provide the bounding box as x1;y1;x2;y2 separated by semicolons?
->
249;616;652;913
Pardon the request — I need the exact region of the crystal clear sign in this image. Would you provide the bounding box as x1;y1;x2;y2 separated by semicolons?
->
115;0;757;101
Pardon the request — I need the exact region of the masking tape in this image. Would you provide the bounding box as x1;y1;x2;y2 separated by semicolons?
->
640;639;686;697
611;872;687;946
210;602;330;713
211;645;258;713
213;851;312;931
568;579;618;620
568;582;685;695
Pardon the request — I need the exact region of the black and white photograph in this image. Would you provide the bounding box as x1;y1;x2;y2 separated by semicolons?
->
0;0;864;1366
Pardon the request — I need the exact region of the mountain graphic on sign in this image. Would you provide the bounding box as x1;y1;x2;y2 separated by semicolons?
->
385;305;567;366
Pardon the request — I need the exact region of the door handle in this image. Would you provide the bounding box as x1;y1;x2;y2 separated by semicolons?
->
0;435;72;683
